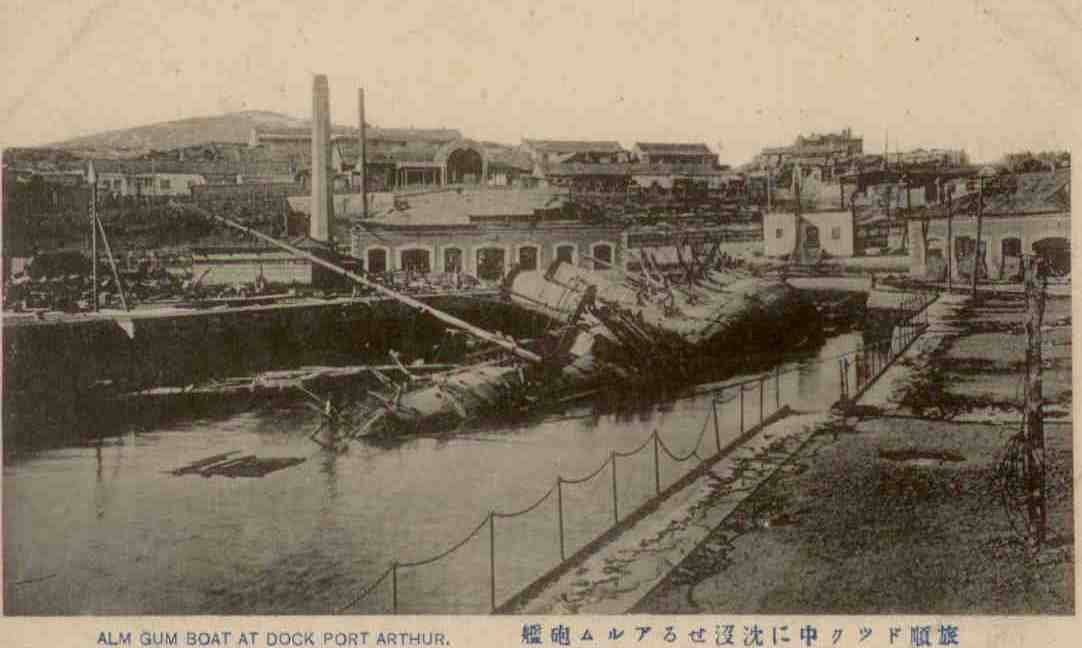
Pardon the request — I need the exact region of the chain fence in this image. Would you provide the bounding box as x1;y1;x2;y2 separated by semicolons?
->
337;290;936;614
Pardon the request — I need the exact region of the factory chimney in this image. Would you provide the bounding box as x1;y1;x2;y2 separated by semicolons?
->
310;74;335;242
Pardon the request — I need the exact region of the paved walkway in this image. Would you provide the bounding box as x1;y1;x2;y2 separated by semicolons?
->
511;410;833;614
510;292;949;615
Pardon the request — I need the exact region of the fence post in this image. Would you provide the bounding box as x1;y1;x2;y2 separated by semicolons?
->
392;563;398;614
775;366;781;412
839;358;847;401
759;378;765;427
839;356;848;398
739;386;744;434
489;512;496;612
653;431;661;496
556;478;565;562
611;452;619;524
712;394;721;455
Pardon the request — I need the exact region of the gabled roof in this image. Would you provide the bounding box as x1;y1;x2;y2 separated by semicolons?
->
924;169;1069;218
355;141;444;164
361;188;566;226
523;139;625;154
336;136;484;167
634;142;713;155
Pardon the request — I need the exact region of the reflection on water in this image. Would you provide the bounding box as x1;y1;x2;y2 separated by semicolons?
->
4;330;863;615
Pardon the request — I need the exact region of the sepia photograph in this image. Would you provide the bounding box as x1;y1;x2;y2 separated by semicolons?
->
1;0;1078;644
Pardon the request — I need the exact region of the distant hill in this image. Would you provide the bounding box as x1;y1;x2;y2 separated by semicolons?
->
48;110;354;154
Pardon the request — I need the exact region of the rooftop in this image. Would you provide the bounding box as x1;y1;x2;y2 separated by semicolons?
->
361;188;567;226
523;139;626;154
81;157;293;178
483;144;534;171
540;162;727;177
634;142;713;155
930;169;1070;217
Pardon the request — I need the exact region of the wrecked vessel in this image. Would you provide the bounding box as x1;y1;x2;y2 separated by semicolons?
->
504;260;819;382
191;207;819;440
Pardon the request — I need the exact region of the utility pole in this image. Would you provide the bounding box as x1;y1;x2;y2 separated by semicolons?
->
791;164;803;266
971;176;984;299
358;87;369;220
765;165;772;212
1023;254;1047;548
905;171;912;212
903;170;912;253
946;182;953;292
88;161;99;312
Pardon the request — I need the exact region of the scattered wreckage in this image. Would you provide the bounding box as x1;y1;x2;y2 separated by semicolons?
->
160;210;822;448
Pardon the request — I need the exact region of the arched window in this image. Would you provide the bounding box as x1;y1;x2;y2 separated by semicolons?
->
444;247;463;273
591;242;614;270
475;247;507;281
554;243;577;266
400;248;432;273
517;245;540;271
367;247;388;274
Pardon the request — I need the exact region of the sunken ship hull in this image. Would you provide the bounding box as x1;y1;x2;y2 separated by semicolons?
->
504;261;820;383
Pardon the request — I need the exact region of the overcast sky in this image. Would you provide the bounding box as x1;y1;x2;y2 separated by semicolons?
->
1;0;1079;165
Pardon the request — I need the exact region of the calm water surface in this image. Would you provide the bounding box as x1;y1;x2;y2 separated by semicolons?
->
4;331;866;614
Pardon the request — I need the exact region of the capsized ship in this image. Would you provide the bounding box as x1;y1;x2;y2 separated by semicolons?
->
194;209;818;441
503;257;819;383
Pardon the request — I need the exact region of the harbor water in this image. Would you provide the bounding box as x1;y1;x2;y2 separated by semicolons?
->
4;329;866;615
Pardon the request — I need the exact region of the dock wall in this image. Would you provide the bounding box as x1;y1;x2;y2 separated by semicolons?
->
2;294;528;447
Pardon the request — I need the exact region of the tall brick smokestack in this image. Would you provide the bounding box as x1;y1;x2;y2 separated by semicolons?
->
310;74;334;242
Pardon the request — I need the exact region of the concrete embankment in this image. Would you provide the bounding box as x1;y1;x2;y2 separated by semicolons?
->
635;290;1073;614
499;288;935;614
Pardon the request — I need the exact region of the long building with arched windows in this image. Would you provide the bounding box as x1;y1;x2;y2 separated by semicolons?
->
348;188;625;283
